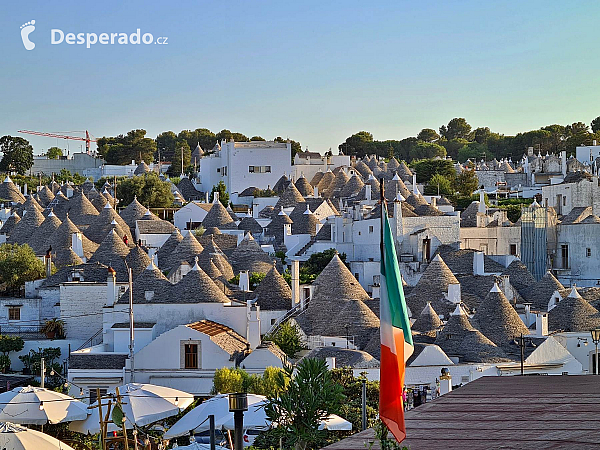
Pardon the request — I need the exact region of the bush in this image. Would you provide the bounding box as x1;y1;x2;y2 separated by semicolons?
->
265;321;305;359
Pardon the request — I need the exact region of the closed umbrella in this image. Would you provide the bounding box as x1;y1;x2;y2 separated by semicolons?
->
0;422;77;450
318;414;353;431
0;386;88;425
164;394;267;439
70;383;193;434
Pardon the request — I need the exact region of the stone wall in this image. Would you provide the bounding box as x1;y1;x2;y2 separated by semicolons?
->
60;283;108;341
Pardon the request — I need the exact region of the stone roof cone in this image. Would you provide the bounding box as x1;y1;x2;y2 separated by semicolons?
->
460;329;511;363
118;261;171;304
434;304;475;356
326;170;350;198
253;263;292;311
316;170;335;194
230;233;273;274
411;302;443;336
88;229;131;278
524;271;565;311
66;192;99;227
0;176;26;203
174;258;230;303
294;175;314;197
272;175;291;193
354;160;373;178
548;287;600;332
162;231;204;270
125;245;152;279
29;211;62;253
156;229;183;269
339;174;365;198
85;203;133;244
274;181;305;210
0;212;20;235
7;207;45;244
472;283;529;347
119;196;148;229
45;214;99;258
202;201;236;229
310;171;324;188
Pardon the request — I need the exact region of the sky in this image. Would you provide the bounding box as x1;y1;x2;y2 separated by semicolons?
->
1;0;600;155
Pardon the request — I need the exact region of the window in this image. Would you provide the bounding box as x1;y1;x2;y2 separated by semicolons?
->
223;166;227;176
89;388;108;404
369;225;374;233
8;307;20;321
561;244;569;269
587;248;592;258
248;166;271;173
216;168;220;173
563;196;566;206
184;344;198;369
248;166;254;173
354;273;360;281
510;244;517;256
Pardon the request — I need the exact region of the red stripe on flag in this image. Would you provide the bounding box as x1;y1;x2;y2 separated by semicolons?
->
379;330;407;442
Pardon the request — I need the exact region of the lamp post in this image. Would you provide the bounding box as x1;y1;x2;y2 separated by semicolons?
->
591;329;600;375
229;393;248;450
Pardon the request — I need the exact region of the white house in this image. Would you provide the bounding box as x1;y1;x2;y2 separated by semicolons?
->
198;140;292;197
173;202;212;230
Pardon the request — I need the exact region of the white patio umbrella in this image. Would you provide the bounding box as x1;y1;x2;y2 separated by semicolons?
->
70;383;194;434
0;422;77;450
318;414;353;431
0;386;88;425
164;394;267;439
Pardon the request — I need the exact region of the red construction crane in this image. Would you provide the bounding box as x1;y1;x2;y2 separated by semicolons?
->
18;130;97;154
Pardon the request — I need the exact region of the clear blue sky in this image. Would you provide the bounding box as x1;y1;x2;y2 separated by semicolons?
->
2;0;599;155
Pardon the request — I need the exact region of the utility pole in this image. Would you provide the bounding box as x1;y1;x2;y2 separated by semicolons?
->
129;268;135;382
361;378;367;431
40;357;45;388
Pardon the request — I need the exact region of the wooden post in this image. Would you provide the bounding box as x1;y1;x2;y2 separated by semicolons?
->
116;387;129;450
97;388;106;450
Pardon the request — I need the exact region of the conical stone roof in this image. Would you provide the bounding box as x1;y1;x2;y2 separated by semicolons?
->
119;197;148;229
44;214;98;258
85;204;133;244
272;175;290;194
118;262;171;304
53;247;83;268
501;260;535;296
405;193;428;208
354;160;373;178
326;170;350;198
294;175;313;197
411;302;443;336
162;231;205;270
291;206;320;236
387;157;400;172
310;171;324;188
202;202;236;229
460;330;512;363
7;207;45;244
523;271;565;311
472;283;529;347
134;161;150;175
0;176;26;204
88;229;131;279
156;230;183;269
397;161;413;181
66;192;99;228
434;305;475;356
316;171;335;195
86;187;108;212
230;233;273;274
238;217;263;236
211;252;235;280
36;186;55;207
548;287;600;332
0;212;20;235
16;196;43;216
339;174;365;198
29;211;62;254
254;264;292;310
126;245;152;279
171;259;230;303
81;179;95;194
274;182;305;210
203;257;233;295
385;175;411;201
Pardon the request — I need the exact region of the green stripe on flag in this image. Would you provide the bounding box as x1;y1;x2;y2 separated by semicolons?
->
381;203;413;346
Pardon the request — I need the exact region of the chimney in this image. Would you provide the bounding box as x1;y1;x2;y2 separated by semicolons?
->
313;186;319;197
23;183;27;196
535;313;548;337
353;205;360;221
560;151;567;177
523;303;535;327
473;251;485;276
439;368;452;395
446;283;461;304
325;357;336;370
431;197;437;208
478;189;486;214
246;302;261;349
291;259;300;309
205;191;210;203
106;267;117;306
412;173;418;195
252;203;259;218
45;252;52;278
594;140;597;146
213;191;219;203
239;270;250;292
72;232;84;258
365;184;371;201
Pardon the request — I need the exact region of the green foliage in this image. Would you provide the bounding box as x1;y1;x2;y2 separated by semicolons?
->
592;116;600;134
254;188;277;197
425;173;453;196
300;248;347;284
212;366;287;397
167;140;192;176
330;369;379;433
457;141;493;162
275;137;302;161
46;147;63;159
265;321;304;359
0;244;46;291
19;348;62;386
453;169;479;197
114;173;174;208
0;355;11;372
155;131;178;162
371;420;409;450
410;159;456;184
192;226;205;237
210;181;229;207
416;128;439;142
97;129;156;165
274;250;287;266
40;319;66;339
0;136;34;175
439;118;472;140
455;193;489;210
409;141;446;160
228;272;265;290
338;131;374;158
261;358;345;450
251;136;266;141
0;335;24;357
56;169;86;185
497;198;534;206
178;128;217;154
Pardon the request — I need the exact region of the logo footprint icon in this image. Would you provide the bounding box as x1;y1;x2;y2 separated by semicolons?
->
20;20;35;50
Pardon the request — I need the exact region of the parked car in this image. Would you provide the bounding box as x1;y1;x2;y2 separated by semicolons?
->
242;428;262;447
194;430;227;447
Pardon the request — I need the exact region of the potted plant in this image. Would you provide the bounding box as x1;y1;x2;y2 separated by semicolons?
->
19;353;32;375
40;319;65;339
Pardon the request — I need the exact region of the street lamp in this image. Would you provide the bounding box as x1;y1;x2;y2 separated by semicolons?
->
229;393;248;450
591;329;600;375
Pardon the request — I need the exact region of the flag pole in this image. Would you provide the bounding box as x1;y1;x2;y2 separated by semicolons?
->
380;178;385;263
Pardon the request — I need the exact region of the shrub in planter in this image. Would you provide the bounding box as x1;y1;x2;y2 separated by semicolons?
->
40;319;65;339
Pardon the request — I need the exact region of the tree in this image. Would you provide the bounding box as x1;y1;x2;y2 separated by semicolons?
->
250;136;266;141
0;136;34;175
228;272;265;290
425;174;453;196
97;129;156;165
409;141;446;160
0;335;24;372
592;116;600;133
56;169;86;185
116;173;174;208
210;181;229;207
274;137;302;162
416;128;439;143
330;369;379;432
168;140;191;176
410;159;456;184
215;129;249;143
300;249;347;284
156;131;178;161
47;147;63;160
212;367;287;397
457;142;493;163
266;321;304;358
454;169;479;197
439;118;472;140
473;127;491;144
263;358;344;450
338;131;374;157
0;243;46;292
178;128;218;152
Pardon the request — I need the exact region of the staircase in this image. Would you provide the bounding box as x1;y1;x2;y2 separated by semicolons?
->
295;236;317;256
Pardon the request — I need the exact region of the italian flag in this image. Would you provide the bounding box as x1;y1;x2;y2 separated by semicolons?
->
379;202;413;442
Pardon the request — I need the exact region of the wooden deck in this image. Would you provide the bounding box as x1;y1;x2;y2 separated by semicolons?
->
323;375;600;449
